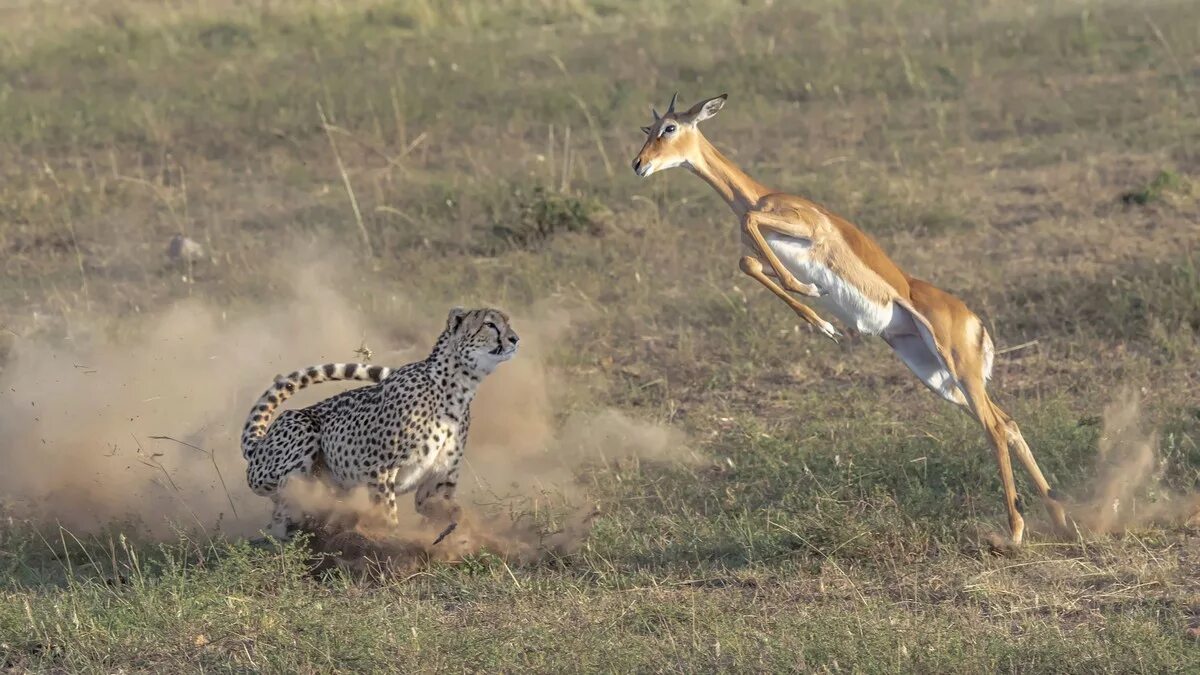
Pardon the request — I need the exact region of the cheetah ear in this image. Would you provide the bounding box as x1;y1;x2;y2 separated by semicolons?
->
447;307;467;332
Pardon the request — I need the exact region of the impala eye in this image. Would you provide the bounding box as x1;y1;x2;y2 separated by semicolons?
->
663;124;677;134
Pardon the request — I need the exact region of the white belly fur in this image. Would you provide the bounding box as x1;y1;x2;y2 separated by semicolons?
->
761;234;894;335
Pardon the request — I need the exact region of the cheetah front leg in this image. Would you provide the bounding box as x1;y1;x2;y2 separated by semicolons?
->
366;473;403;531
415;466;462;545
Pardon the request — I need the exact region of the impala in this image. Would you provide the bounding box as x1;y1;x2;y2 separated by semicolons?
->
633;93;1069;545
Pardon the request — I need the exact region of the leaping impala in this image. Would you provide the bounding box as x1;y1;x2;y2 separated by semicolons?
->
633;93;1069;545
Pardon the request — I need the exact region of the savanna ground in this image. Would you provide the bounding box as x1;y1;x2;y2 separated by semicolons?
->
2;0;1200;671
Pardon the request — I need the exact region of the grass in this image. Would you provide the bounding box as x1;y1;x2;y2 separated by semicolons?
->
3;537;1195;671
1121;169;1190;205
2;0;1200;671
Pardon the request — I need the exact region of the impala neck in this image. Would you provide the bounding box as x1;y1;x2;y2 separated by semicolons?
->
687;135;772;217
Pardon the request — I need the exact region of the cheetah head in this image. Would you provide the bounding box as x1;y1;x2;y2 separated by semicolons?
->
445;306;519;374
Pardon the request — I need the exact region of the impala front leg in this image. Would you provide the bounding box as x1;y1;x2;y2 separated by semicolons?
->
740;256;841;342
742;210;822;298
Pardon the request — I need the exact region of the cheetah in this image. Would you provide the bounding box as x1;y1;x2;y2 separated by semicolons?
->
240;307;519;541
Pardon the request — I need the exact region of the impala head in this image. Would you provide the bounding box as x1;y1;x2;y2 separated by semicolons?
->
632;92;727;178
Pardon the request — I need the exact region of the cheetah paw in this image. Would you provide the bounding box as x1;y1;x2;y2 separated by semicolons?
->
431;521;458;546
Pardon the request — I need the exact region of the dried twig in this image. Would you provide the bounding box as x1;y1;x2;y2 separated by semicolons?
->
132;434;205;531
148;435;239;519
317;102;373;255
997;339;1039;356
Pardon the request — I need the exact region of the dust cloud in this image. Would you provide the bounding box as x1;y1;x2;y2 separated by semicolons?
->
0;263;696;570
1067;388;1200;534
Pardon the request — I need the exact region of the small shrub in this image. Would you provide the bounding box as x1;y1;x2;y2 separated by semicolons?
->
1121;170;1183;205
195;21;257;50
483;184;602;253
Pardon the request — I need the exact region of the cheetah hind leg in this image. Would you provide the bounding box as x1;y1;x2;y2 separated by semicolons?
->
245;410;322;546
246;490;307;550
268;494;304;540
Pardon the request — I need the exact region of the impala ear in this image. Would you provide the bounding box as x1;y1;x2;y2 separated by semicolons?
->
680;94;727;124
640;126;652;135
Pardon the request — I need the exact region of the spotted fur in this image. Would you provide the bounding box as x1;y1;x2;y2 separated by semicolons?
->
242;307;519;540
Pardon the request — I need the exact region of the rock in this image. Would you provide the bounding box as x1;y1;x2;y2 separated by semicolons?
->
166;235;205;263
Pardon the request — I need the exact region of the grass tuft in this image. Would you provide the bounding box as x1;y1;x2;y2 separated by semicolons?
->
483;184;605;253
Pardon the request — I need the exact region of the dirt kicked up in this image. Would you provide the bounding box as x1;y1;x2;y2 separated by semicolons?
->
0;261;700;558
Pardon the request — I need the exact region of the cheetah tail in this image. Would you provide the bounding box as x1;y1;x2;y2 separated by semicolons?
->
239;362;391;458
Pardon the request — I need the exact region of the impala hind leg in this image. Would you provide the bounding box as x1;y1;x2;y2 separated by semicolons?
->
993;406;1071;534
886;301;1024;544
739;256;841;342
889;333;1070;537
959;375;1026;545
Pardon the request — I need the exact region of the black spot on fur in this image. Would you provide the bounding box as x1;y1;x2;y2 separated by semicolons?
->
324;363;337;378
368;365;383;381
1048;488;1063;501
344;363;358;378
1014;495;1025;515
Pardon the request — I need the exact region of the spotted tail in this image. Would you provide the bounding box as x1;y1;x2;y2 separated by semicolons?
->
240;362;391;458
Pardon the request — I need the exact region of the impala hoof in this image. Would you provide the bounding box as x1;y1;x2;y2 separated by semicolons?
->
821;322;842;342
984;532;1022;556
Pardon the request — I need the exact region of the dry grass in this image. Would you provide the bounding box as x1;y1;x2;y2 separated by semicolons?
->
1;0;1199;671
